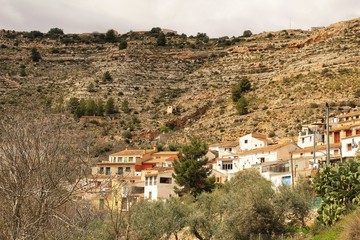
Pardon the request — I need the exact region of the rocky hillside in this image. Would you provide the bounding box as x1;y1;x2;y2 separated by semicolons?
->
1;18;359;147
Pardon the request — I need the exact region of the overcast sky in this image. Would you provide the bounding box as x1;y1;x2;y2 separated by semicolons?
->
0;0;359;37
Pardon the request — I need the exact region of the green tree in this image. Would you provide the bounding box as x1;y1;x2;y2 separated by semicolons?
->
243;30;253;37
172;137;215;198
47;27;64;35
122;130;132;139
150;27;161;37
76;99;87;118
19;64;26;76
102;71;113;82
67;97;80;115
157;32;167;46
196;32;209;43
87;82;96;92
105;97;116;114
96;99;105;116
119;39;128;50
121;99;130;113
231;77;251;102
235;96;249;115
86;99;97;116
105;29;117;42
31;48;41;62
131;198;188;240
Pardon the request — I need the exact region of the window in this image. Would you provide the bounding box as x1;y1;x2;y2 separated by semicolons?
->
347;143;352;151
117;157;122;162
346;130;352;137
129;157;134;162
244;140;248;144
222;162;233;170
154;176;157;185
125;167;131;172
302;138;305;144
117;167;123;175
105;167;111;175
149;176;153;185
99;167;104;174
356;129;360;135
145;177;148;186
260;157;265;163
334;150;339;155
160;177;172;184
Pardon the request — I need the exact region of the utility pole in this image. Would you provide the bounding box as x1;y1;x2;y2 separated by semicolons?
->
313;128;317;167
290;152;294;189
326;103;330;165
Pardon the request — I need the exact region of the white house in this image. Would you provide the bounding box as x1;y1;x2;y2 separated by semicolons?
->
292;143;342;167
143;169;176;200
209;141;239;158
341;135;360;159
239;133;272;151
237;141;299;170
297;125;324;149
211;156;240;181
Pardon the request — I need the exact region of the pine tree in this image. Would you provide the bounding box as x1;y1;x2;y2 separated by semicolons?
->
157;32;166;46
105;97;116;114
173;137;215;198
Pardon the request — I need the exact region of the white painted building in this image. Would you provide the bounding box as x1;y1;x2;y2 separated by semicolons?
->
341;135;360;159
143;169;176;200
297;125;323;149
239;133;272;151
209;141;239;158
238;141;299;170
292;143;341;167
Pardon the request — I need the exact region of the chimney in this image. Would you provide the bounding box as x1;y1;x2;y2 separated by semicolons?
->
125;145;128;150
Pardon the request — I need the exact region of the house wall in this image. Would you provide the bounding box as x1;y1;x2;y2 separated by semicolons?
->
214;158;241;175
157;172;176;199
239;151;277;169
261;172;292;188
341;136;360;158
218;146;238;158
239;134;267;151
97;164;136;176
277;144;299;161
144;175;158;200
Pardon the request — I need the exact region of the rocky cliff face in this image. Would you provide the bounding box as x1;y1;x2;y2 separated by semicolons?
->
1;18;359;145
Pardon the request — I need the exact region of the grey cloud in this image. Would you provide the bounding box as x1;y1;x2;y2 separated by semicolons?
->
0;0;359;37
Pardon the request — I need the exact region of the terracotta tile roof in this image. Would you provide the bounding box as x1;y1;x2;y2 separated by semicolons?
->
292;143;341;154
330;125;352;132
153;151;179;155
336;111;360;118
110;149;146;156
96;162;135;166
209;141;239;148
166;156;179;161
341;134;360;140
251;133;273;143
237;142;296;155
110;148;156;156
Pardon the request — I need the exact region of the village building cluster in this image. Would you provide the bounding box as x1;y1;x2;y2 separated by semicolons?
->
80;110;360;209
